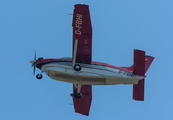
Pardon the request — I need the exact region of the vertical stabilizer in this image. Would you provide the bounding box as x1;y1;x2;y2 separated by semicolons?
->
145;56;154;74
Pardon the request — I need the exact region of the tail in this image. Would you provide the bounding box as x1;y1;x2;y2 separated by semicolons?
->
125;49;154;101
144;55;155;74
125;52;154;75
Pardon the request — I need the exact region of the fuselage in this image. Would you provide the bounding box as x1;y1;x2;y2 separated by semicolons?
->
35;57;144;85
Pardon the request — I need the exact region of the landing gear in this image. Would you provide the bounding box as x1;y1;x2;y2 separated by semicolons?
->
74;92;82;98
73;84;82;98
36;74;43;79
73;64;82;71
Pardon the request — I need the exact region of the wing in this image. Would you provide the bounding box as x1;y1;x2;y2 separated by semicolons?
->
72;4;92;64
71;84;92;116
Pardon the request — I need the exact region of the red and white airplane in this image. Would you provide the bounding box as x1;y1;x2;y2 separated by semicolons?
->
30;4;154;116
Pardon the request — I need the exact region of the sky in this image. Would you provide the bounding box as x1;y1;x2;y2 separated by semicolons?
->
0;0;173;120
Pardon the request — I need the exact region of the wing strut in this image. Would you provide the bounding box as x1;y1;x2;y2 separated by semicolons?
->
72;39;78;68
77;84;81;93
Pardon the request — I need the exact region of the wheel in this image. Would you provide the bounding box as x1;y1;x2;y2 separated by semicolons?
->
36;74;43;79
74;92;82;98
74;64;82;71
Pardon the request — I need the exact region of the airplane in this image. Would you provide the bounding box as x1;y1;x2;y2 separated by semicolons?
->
30;4;154;116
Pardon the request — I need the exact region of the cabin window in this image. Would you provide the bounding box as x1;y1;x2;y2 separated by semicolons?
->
101;64;107;67
93;63;99;65
63;57;72;61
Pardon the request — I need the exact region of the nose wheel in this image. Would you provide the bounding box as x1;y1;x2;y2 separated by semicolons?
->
36;74;43;79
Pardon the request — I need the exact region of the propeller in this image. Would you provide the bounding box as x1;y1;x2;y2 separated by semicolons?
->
30;51;36;75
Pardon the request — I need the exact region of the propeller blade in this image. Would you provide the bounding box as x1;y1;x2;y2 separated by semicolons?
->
30;60;35;64
30;50;36;75
33;64;36;75
34;50;36;61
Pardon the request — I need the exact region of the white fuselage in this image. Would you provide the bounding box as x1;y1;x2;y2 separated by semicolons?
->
41;61;144;85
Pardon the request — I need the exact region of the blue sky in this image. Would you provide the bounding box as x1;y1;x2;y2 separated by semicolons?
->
0;0;173;120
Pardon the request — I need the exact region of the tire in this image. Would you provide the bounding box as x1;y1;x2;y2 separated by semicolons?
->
73;92;82;98
36;74;43;79
74;64;82;71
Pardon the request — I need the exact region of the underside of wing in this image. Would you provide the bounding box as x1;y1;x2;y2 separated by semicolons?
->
71;84;92;116
72;4;92;64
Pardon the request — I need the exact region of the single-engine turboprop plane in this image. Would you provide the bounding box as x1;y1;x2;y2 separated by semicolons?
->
30;4;154;116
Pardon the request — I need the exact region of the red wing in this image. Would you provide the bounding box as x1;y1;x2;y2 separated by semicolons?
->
71;85;92;116
72;4;92;63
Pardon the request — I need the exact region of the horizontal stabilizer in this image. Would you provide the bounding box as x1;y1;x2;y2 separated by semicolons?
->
133;49;145;101
132;49;154;101
133;49;145;76
133;79;145;101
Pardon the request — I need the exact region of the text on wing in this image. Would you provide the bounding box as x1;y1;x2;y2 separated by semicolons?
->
75;14;82;35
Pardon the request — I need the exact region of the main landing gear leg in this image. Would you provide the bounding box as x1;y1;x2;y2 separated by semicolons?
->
74;84;82;98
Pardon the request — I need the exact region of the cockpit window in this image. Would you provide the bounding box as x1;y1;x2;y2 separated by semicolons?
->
38;57;43;61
